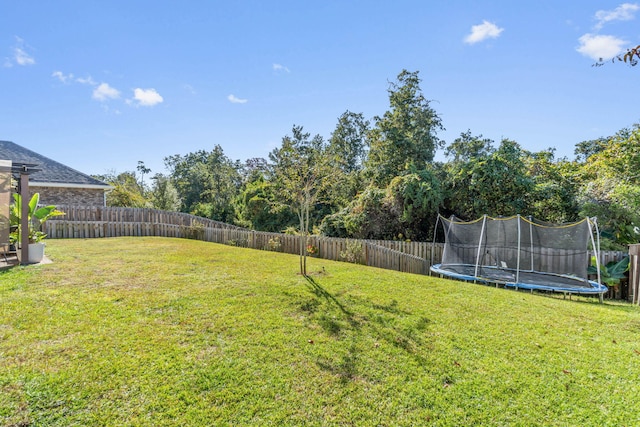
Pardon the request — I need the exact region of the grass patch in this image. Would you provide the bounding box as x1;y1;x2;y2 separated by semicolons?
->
1;237;640;425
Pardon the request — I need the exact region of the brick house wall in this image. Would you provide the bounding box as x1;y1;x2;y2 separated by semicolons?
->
30;186;106;206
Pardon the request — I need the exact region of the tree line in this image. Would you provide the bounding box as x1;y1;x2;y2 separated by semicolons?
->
95;69;640;252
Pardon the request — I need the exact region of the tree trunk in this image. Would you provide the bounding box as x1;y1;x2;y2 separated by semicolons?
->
303;201;309;275
298;210;305;275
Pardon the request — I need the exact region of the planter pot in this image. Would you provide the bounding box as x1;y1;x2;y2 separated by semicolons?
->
16;242;45;264
29;243;45;263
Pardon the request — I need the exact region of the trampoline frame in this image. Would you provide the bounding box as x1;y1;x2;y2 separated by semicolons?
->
430;263;608;295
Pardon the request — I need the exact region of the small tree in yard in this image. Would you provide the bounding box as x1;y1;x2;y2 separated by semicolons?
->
270;125;334;276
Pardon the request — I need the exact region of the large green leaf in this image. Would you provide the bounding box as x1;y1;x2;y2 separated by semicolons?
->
588;256;630;286
606;256;630;280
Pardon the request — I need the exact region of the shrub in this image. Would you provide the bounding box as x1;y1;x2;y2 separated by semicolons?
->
340;240;364;264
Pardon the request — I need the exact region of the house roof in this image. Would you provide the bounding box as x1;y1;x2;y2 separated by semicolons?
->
0;140;111;189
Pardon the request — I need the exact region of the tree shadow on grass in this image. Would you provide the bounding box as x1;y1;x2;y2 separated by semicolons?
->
303;275;430;382
304;275;359;328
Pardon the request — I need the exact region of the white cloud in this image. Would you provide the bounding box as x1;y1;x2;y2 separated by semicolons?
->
92;83;121;101
182;83;196;94
132;88;163;106
14;47;35;66
52;71;74;84
464;20;504;44
76;75;97;86
227;94;248;104
6;37;35;67
576;33;627;60
273;63;290;73
51;68;164;110
52;71;98;86
595;3;639;29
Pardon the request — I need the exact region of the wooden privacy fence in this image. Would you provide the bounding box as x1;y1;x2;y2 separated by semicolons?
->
43;206;624;282
44;206;439;275
49;205;242;230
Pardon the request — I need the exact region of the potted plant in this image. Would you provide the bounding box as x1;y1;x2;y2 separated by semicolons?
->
9;192;64;263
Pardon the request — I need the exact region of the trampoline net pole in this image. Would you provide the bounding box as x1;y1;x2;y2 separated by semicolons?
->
516;215;521;285
529;218;534;272
588;217;602;287
431;214;442;269
474;215;487;278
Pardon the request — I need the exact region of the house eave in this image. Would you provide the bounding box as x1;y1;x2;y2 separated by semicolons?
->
29;182;113;190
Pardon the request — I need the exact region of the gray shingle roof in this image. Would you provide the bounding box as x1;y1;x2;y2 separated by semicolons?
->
0;140;110;188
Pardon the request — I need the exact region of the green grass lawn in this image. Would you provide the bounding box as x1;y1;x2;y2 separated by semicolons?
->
1;237;640;426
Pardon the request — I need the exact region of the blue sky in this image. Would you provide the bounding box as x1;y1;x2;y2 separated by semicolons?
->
1;1;639;176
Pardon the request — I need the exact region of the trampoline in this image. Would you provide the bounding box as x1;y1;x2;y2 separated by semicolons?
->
430;215;607;297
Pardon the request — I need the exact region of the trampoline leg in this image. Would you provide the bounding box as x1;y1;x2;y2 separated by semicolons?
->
599;293;603;304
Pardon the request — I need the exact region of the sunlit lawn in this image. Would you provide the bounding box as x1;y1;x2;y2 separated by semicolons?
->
1;237;640;426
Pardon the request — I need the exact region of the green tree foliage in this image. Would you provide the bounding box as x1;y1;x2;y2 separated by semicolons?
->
524;149;579;223
328;110;369;174
442;131;492;219
574;137;609;162
95;171;149;208
324;186;400;240
269;125;335;274
241;157;269;182
482;139;533;216
321;167;443;241
444;129;494;162
578;125;640;248
164;145;241;223
149;173;180;211
443;133;533;219
385;166;443;240
136;160;151;190
325;111;370;208
235;174;296;231
366;70;444;187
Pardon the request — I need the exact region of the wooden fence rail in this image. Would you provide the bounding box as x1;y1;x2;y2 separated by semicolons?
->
44;206;625;284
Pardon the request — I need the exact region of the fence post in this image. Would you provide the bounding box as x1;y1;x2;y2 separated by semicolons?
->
630;244;640;304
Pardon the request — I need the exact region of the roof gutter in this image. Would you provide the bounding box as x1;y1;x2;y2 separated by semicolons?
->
29;182;113;190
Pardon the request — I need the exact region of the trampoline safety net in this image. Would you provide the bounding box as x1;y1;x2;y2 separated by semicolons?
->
433;214;603;292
